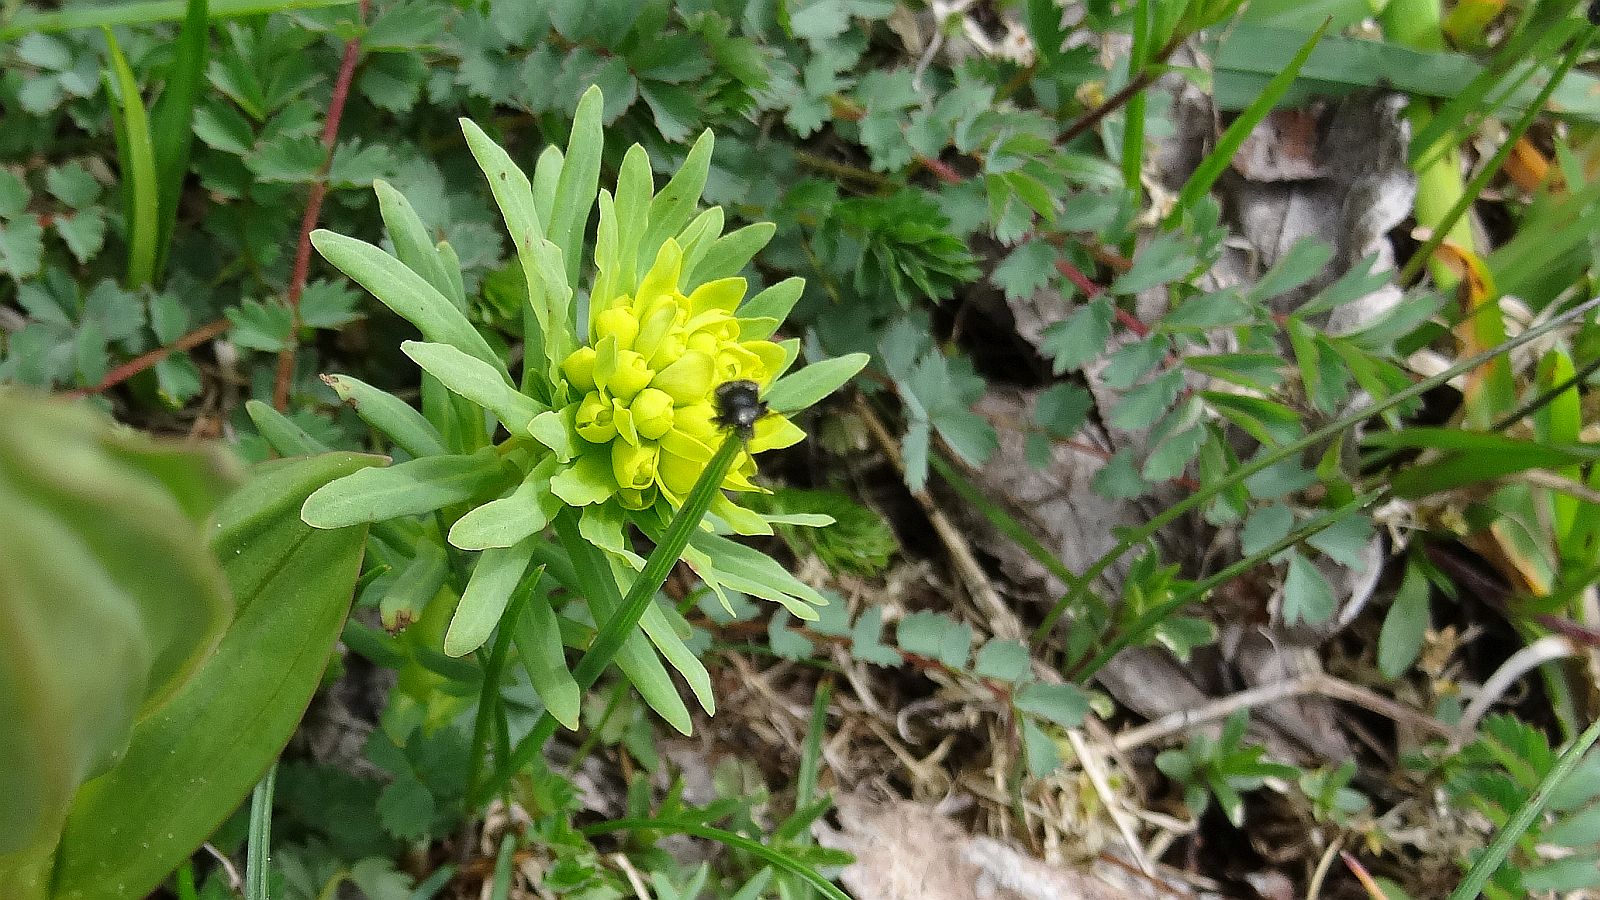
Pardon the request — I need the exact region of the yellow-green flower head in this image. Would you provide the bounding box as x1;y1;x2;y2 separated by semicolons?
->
555;238;803;511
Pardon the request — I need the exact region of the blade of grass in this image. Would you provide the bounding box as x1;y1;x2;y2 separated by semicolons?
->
1120;0;1154;206
0;0;353;39
1166;19;1329;226
1211;23;1600;124
1033;293;1600;646
487;832;517;900
245;762;277;900
1400;25;1598;285
786;680;832;900
1410;0;1582;164
1446;714;1600;899
102;28;159;288
473;431;745;807
581;818;852;900
147;0;208;281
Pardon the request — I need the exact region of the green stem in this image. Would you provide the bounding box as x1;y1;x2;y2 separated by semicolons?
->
245;762;277;900
471;431;745;806
581;818;852;900
464;569;540;810
1031;294;1600;646
1401;26;1598;285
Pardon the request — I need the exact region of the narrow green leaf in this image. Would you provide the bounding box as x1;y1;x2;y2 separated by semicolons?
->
401;341;540;433
374;180;462;311
444;538;536;657
0;0;355;39
103;29;160;287
310;229;500;368
513;587;581;730
549;86;604;288
245;399;332;457
244;763;275;900
301;450;514;528
147;0;207;279
638;129;713;274
764;353;870;413
737;277;805;339
323;374;448;459
688;222;776;286
448;462;559;550
1378;559;1429;679
1169;20;1328;224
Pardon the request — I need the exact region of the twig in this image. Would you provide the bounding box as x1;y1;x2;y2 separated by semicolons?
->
1055;33;1186;147
1305;835;1344;900
1519;469;1600;506
64;317;230;398
272;0;370;411
1455;634;1579;745
1066;729;1154;876
1111;672;1453;752
855;395;1023;640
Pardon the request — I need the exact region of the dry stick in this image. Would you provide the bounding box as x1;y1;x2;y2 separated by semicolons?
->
1055;32;1186;147
1109;672;1453;753
855;395;1023;640
64;316;230;397
271;0;371;411
1065;728;1154;876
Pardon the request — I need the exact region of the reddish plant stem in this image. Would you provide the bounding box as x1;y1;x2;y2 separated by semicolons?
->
65;317;231;398
1053;255;1155;339
272;0;370;411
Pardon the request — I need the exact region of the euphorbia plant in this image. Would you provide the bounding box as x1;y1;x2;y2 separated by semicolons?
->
300;86;867;741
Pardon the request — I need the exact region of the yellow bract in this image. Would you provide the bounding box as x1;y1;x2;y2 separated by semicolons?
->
558;238;798;510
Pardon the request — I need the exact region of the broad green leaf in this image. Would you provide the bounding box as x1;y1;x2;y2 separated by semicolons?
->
323;374;448;459
763;353;870;413
50;451;374;900
895;611;971;668
0;397;237;859
302;449;515;528
402;341;541;433
310;229;500;368
443;538;536;657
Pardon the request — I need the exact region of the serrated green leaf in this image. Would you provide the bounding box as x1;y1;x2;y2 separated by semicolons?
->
1283;550;1337;626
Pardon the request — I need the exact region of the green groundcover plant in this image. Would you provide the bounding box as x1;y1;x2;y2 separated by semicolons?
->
0;86;864;898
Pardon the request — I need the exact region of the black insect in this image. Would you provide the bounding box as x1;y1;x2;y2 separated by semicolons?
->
714;379;767;439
